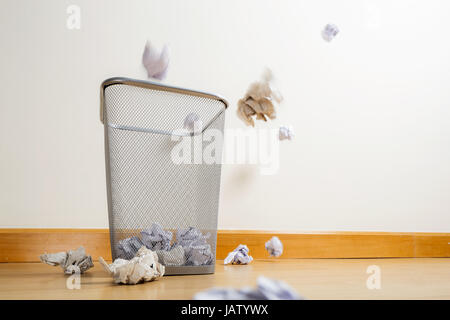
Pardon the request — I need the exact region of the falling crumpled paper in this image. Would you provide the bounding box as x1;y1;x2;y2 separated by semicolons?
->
279;126;294;141
99;246;165;285
237;68;283;127
141;223;173;251
40;246;94;275
224;244;253;265
194;276;303;300
176;227;213;266
142;41;169;80
265;236;283;257
322;24;339;42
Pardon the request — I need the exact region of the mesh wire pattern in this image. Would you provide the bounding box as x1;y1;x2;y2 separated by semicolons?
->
102;79;226;275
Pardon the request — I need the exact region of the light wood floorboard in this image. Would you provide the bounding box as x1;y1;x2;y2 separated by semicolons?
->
0;258;449;300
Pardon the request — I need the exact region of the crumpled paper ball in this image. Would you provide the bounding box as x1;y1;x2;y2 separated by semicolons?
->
322;24;339;42
116;236;144;260
176;227;213;266
114;225;214;266
237;68;283;127
39;246;94;275
176;227;210;247
141;223;173;251
194;276;303;300
99;246;165;285
265;236;283;257
279;126;294;141
142;41;169;80
224;244;253;265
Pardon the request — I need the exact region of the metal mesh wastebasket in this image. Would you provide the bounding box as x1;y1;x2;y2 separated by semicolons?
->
100;77;227;275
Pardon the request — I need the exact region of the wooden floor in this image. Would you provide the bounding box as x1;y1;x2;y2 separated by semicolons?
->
0;258;449;300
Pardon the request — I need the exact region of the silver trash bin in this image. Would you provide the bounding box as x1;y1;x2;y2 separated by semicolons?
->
100;77;227;275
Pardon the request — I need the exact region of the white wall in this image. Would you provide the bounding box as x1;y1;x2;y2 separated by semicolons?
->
1;0;450;231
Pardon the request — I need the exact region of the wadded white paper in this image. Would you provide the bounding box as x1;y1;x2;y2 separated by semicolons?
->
176;227;213;266
141;223;173;251
40;246;94;275
99;246;165;285
224;244;253;265
142;41;169;80
279;126;294;141
322;24;339;42
194;276;303;300
265;236;283;257
115;224;213;266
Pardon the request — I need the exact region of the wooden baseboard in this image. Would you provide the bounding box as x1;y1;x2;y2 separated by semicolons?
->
0;229;449;262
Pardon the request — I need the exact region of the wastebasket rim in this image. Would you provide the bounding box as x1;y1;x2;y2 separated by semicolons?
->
100;77;228;123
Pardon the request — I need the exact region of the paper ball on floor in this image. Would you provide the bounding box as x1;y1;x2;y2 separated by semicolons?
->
265;236;283;257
